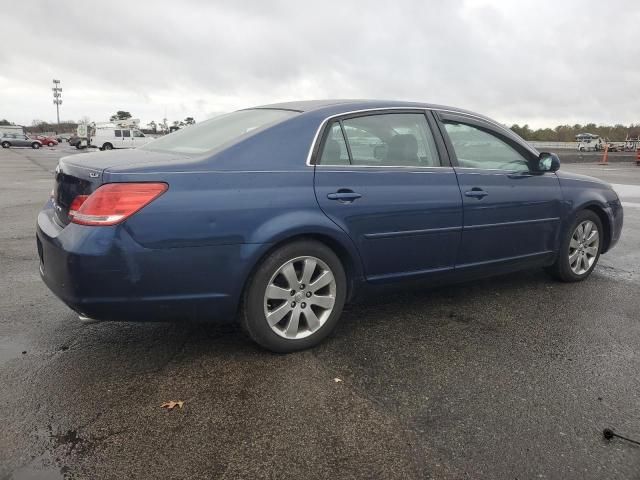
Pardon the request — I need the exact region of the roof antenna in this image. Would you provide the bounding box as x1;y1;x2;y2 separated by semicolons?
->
603;428;640;446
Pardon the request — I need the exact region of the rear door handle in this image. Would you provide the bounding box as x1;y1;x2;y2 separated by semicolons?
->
327;190;362;202
464;188;488;199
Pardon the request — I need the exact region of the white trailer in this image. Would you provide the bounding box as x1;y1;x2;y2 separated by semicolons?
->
0;125;26;135
575;133;603;152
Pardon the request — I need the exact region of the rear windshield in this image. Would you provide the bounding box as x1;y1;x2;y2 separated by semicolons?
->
140;109;298;155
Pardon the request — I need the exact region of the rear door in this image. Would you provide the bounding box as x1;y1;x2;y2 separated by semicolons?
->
436;111;563;270
313;110;463;283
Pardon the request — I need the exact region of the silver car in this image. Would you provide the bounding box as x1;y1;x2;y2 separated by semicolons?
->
1;133;42;149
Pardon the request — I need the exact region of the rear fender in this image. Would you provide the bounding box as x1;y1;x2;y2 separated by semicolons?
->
247;210;364;277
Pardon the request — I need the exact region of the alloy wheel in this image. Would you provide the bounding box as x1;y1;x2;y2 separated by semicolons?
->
263;256;336;339
568;220;599;275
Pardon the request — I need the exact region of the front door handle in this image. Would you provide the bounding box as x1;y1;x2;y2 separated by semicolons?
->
464;188;488;199
327;190;362;202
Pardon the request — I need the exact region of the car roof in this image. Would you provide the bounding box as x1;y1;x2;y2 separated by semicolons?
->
252;99;483;117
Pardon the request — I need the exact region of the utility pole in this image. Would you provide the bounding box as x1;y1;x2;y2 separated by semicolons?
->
52;79;62;131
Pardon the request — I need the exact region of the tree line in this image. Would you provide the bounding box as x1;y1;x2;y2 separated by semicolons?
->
510;123;640;142
7;115;637;142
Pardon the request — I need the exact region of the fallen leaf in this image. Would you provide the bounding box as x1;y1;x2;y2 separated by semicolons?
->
161;400;184;410
333;378;342;383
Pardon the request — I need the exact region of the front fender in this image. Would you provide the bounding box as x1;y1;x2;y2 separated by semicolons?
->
558;175;622;253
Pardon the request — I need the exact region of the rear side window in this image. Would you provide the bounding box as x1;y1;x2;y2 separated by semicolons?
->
443;122;529;170
114;130;122;137
319;122;349;165
318;113;440;167
140;109;298;155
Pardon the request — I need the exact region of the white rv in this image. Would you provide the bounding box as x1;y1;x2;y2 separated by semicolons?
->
78;120;153;150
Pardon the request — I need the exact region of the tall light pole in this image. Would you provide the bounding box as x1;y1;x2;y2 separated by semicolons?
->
52;79;62;131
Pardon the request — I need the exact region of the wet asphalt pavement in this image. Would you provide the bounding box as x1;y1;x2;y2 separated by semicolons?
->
1;145;639;479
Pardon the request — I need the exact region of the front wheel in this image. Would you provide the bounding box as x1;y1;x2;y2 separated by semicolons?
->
1;142;10;148
545;210;602;282
31;142;40;149
241;240;347;352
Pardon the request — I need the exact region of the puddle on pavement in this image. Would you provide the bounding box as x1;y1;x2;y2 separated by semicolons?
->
0;336;28;366
9;453;66;480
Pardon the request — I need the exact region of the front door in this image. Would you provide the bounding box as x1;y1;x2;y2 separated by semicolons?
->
313;111;463;283
437;112;563;270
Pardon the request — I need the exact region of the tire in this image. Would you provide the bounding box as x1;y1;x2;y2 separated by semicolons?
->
241;239;347;353
1;142;10;148
47;142;55;147
102;143;113;151
31;142;40;149
545;210;603;282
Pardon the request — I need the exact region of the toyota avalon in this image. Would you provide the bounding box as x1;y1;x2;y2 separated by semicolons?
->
36;100;623;352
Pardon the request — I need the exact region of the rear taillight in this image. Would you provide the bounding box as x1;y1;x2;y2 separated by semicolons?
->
70;183;168;226
69;195;89;218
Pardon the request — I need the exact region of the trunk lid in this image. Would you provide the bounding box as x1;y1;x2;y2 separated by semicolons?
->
51;149;192;227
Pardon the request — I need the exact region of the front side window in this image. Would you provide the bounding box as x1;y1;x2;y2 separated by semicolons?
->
318;113;439;167
122;130;131;138
133;130;145;137
443;122;529;170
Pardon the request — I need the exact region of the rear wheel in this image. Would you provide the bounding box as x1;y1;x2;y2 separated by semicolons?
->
47;142;55;147
1;141;10;148
545;210;602;282
31;142;40;149
102;143;113;151
241;240;347;352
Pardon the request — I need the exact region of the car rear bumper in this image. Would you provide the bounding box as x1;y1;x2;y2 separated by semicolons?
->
36;206;262;323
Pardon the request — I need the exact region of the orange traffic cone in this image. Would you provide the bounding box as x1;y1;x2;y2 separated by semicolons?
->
598;144;609;165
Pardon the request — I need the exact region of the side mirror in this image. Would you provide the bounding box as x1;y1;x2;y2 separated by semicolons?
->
538;152;560;172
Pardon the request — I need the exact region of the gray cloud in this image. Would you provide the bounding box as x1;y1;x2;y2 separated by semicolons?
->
1;0;639;128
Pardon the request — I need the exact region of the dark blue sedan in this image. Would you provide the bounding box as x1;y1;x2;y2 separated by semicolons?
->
37;100;623;352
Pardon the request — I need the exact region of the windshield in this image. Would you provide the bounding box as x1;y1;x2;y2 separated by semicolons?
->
140;109;298;155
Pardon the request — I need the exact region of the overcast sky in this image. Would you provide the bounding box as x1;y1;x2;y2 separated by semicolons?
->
2;0;639;129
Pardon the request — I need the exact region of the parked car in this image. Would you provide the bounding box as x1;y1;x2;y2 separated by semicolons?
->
67;135;82;147
605;143;621;152
37;100;624;352
56;134;72;142
1;133;42;149
33;135;58;147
